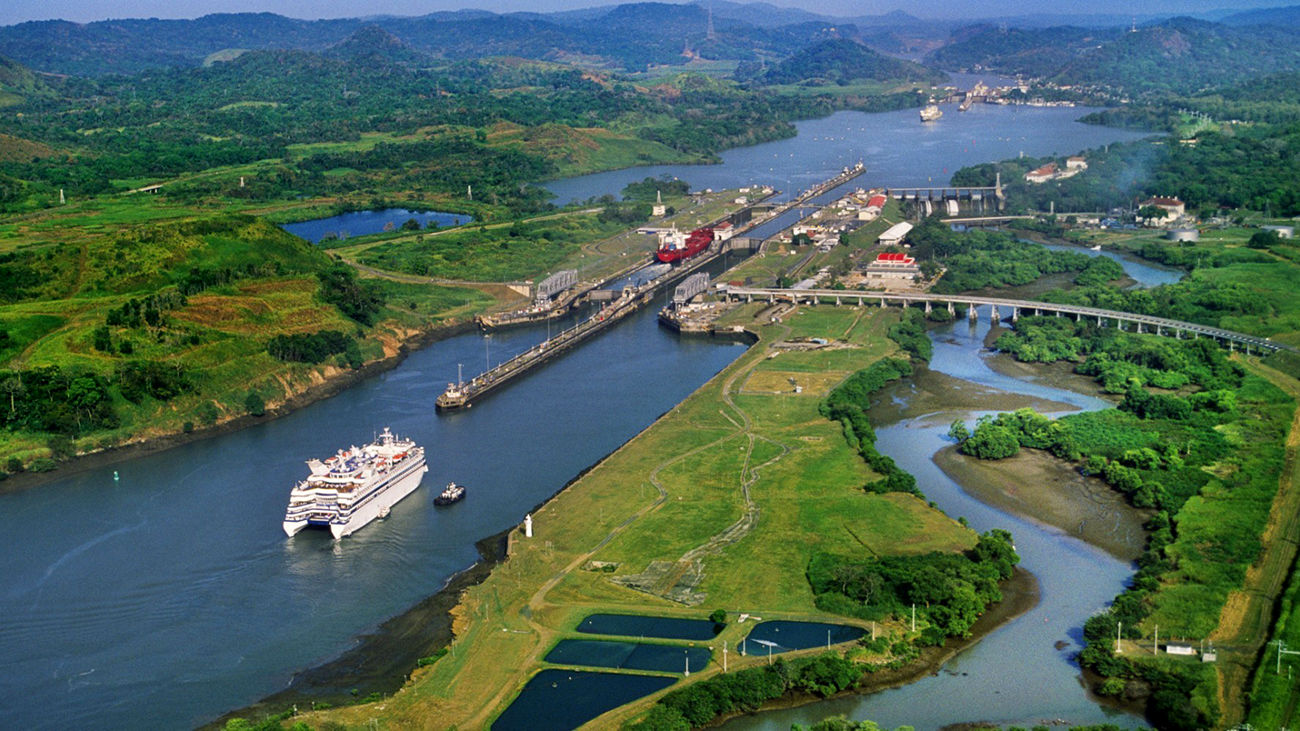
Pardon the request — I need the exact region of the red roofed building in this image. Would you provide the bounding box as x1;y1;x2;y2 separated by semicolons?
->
864;251;921;284
1025;162;1058;183
1140;197;1185;216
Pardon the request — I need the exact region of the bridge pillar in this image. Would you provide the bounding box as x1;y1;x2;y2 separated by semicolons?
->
746;294;752;304
835;296;841;307
947;302;955;315
924;301;932;315
1136;323;1143;334
768;295;775;304
969;305;978;320
1097;315;1103;326
1156;325;1162;336
1011;307;1018;323
1034;308;1041;317
990;304;999;322
880;297;886;308
1076;312;1082;322
1229;340;1235;352
1055;310;1061;317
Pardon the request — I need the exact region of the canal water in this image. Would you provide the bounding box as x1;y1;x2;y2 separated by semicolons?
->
0;302;743;731
0;107;1157;730
546;105;1150;206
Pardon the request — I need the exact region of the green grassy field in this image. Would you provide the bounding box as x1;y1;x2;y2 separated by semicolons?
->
299;303;977;730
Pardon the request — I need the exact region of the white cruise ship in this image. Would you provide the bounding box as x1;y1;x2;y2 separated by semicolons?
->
282;428;428;539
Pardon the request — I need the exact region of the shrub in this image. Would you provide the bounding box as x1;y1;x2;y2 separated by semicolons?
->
28;457;56;472
245;391;266;417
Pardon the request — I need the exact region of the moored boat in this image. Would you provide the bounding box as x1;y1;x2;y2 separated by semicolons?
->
282;428;428;539
920;104;943;122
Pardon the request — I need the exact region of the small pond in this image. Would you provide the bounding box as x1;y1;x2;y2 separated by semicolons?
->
281;208;472;243
545;639;712;674
740;621;866;656
576;613;722;640
491;669;676;731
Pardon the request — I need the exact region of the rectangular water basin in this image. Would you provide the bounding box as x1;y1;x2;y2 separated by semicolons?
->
576;613;721;641
545;639;711;674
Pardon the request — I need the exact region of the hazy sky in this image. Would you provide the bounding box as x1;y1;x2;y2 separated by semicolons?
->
0;0;1283;27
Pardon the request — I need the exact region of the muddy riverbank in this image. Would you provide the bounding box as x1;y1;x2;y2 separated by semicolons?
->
934;446;1149;562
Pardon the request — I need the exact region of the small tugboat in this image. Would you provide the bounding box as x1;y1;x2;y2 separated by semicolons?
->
434;481;466;506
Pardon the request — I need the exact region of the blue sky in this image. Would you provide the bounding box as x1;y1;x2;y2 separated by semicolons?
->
0;0;1284;26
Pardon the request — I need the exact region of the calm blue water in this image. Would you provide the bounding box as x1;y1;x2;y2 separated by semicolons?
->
490;669;676;731
0;304;742;730
576;613;722;641
281;208;471;243
544;640;711;674
0;106;1156;730
741;621;866;655
1041;242;1183;288
546;106;1151;206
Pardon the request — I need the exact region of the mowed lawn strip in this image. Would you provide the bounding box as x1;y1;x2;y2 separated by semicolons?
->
303;304;978;730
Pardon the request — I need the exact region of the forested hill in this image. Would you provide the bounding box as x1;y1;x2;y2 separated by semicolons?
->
929;25;1121;78
747;38;944;86
0;54;52;104
1219;4;1300;27
1054;19;1300;96
323;26;434;68
0;4;852;76
929;17;1300;97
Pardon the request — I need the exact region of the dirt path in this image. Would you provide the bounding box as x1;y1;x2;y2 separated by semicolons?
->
1209;357;1300;726
462;324;790;728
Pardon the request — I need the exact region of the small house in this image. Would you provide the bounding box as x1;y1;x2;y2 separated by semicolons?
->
877;221;913;246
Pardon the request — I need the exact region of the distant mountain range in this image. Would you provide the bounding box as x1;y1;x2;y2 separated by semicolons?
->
1;0;1299;101
928;15;1300;96
751;38;943;85
1219;4;1300;26
0;4;838;77
5;1;1300;79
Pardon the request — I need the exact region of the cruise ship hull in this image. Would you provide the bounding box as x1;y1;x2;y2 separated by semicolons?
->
282;459;427;538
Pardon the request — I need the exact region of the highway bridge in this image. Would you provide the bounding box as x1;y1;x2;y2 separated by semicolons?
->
720;286;1294;355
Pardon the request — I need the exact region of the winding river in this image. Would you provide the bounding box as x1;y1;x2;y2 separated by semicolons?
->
0;104;1156;730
